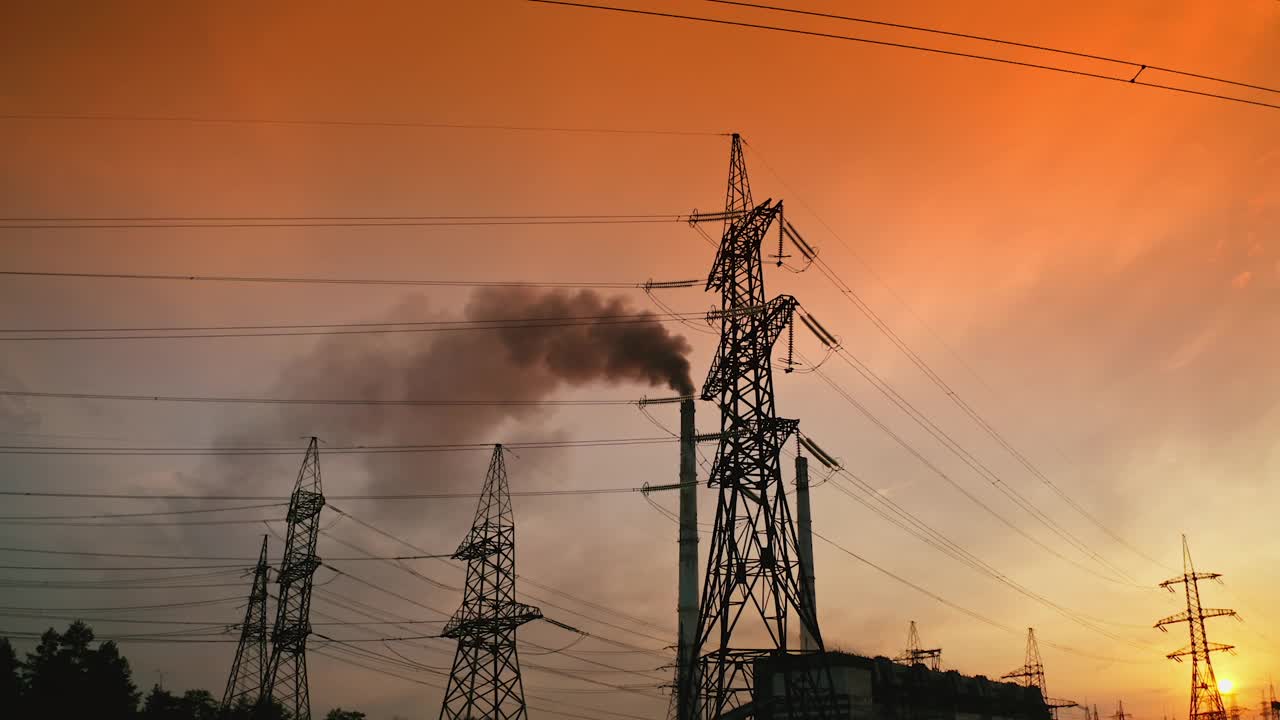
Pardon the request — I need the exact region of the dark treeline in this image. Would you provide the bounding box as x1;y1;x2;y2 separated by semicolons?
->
0;622;366;719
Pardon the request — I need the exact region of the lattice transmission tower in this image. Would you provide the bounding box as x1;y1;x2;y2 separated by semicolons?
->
260;438;325;720
1003;628;1077;720
1155;535;1238;720
221;535;271;714
1111;700;1131;720
679;133;839;720
439;444;542;720
894;620;942;671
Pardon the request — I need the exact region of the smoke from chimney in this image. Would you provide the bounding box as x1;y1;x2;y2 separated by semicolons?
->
206;287;695;506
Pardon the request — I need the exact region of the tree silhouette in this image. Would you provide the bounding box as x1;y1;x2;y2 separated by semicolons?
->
324;709;367;720
0;638;21;711
21;621;139;718
0;624;361;719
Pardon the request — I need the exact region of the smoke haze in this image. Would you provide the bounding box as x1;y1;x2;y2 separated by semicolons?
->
208;287;693;502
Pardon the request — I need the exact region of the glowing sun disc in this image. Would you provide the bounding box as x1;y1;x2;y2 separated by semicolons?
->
1218;678;1234;694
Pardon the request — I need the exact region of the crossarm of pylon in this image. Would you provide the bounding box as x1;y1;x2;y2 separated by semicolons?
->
1200;608;1240;621
706;198;780;292
1160;572;1222;589
1165;642;1236;660
1155;610;1192;629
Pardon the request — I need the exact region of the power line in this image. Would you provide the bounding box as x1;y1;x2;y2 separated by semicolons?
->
326;504;677;654
811;530;1147;665
0;389;642;407
747;137;1170;572
530;1;1280;111
0;546;449;562
0;481;695;501
1;218;691;230
0;113;728;136
0;313;706;341
0;597;243;613
815;340;1141;586
707;0;1280;96
0;502;285;521
0;269;702;290
0;435;676;455
1;310;702;333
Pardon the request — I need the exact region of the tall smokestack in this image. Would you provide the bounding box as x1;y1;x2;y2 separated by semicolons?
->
677;398;699;720
795;453;818;651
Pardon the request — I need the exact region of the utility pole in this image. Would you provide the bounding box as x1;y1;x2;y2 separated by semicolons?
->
221;536;270;714
439;445;542;720
1155;535;1238;720
1003;628;1078;720
261;438;325;720
676;398;701;720
681;133;838;720
794;450;817;652
640;394;701;720
894;621;942;671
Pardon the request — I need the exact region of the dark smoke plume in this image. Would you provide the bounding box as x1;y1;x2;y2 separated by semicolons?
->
205;287;694;510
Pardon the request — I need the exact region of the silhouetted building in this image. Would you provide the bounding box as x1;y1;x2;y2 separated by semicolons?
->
753;652;1052;720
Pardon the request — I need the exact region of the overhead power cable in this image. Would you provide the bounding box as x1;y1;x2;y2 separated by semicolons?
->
0;269;702;290
0;546;449;562
0;480;690;500
0;435;676;455
1;215;698;229
530;1;1280;111
708;1;1279;95
0;114;728;136
811;530;1148;665
0;501;284;521
804;338;1142;587
0;389;642;407
0;311;706;341
749;139;1169;572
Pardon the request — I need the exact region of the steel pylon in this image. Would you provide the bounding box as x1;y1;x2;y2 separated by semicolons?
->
894;620;942;671
221;535;271;713
1003;628;1076;719
1155;535;1237;720
678;134;838;720
260;438;325;720
439;445;542;720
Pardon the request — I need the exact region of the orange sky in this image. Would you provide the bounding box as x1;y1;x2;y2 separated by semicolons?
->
2;2;1278;719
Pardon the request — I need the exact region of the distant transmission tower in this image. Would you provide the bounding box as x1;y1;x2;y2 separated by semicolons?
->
1003;628;1077;720
1111;700;1130;720
679;134;838;720
221;535;270;713
439;445;542;720
261;438;325;720
894;620;942;671
1155;535;1238;720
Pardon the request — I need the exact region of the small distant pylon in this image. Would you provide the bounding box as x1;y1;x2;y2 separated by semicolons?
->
261;438;325;720
439;445;542;720
220;535;270;713
1003;628;1078;720
1111;700;1130;720
1155;535;1238;720
894;620;942;671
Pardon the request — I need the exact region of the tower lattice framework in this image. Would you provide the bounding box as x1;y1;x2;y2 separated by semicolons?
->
221;535;271;713
1003;628;1076;719
261;437;325;720
439;445;542;720
1155;535;1237;720
680;133;839;720
895;620;942;671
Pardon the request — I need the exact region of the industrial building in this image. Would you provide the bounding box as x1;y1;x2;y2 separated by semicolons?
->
752;652;1052;720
